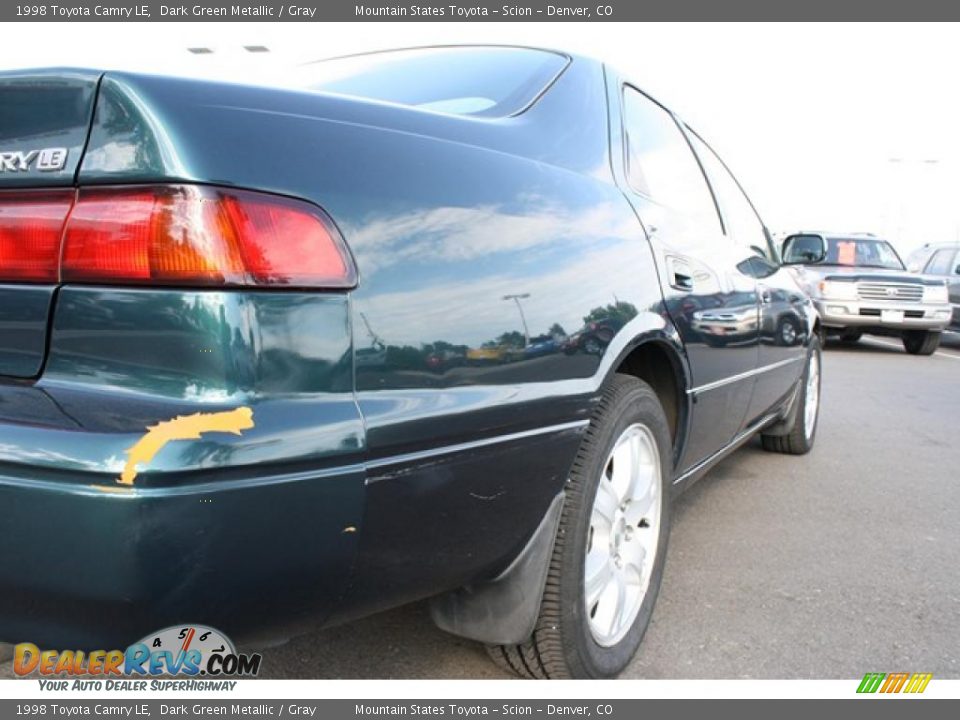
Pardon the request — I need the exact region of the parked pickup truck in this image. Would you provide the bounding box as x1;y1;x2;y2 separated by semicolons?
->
0;46;821;679
781;233;951;354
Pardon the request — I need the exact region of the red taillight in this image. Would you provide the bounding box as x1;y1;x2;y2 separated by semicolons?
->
61;185;355;288
0;184;354;288
0;191;74;283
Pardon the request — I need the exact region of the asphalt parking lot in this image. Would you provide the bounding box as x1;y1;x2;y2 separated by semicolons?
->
2;332;959;679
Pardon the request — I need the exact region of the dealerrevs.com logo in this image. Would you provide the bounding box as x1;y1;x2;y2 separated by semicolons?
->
14;625;262;688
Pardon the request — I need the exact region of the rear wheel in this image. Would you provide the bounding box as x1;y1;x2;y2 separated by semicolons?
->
487;374;672;678
902;330;940;355
761;336;821;455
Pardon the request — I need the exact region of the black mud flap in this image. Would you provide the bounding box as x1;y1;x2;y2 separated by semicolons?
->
429;491;564;645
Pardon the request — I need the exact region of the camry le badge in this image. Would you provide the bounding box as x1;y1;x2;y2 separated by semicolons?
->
0;147;68;172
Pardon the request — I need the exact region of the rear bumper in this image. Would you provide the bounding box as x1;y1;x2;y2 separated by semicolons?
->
0;463;366;649
816;300;951;331
0;392;585;650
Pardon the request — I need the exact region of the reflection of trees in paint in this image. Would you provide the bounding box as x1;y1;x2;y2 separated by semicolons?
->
582;301;638;329
355;302;639;375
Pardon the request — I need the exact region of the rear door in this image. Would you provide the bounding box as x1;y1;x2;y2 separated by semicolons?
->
0;70;100;377
685;130;810;421
616;85;760;472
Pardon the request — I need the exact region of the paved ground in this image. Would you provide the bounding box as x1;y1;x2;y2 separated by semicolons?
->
3;332;959;679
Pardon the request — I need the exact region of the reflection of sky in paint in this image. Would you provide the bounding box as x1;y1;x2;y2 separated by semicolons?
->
346;199;636;286
350;200;649;347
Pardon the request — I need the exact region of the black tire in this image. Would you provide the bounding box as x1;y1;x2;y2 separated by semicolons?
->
902;330;940;355
761;335;821;455
776;317;800;346
839;329;862;343
487;374;672;678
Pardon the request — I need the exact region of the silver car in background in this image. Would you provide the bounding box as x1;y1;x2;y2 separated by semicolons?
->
906;242;960;332
782;233;951;355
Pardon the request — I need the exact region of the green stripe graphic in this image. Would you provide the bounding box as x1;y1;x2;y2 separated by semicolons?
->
857;673;886;693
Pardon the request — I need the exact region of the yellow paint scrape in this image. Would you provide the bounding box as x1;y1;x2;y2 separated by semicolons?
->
119;407;255;485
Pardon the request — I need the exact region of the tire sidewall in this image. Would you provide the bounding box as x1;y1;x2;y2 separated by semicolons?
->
796;335;822;450
560;379;673;678
903;330;940;355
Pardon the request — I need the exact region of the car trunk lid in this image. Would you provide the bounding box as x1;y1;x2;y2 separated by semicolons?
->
0;69;100;377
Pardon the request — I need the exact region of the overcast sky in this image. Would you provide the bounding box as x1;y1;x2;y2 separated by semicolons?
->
4;22;957;256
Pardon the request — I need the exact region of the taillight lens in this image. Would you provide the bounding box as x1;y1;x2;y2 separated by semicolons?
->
0;190;74;283
61;185;356;288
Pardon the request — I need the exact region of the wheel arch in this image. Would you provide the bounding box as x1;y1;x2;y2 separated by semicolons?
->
605;331;690;469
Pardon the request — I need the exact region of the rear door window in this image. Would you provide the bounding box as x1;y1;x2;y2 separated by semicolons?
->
621;87;721;233
686;130;770;258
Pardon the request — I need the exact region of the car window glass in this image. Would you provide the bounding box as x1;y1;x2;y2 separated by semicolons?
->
836;241;857;265
824;237;904;270
621;87;721;232
686;131;768;255
925;249;955;275
288;47;569;118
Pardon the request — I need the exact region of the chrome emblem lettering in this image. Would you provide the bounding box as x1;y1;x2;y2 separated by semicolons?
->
0;147;68;172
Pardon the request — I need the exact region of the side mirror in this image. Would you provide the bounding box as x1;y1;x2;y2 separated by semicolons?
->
781;234;826;265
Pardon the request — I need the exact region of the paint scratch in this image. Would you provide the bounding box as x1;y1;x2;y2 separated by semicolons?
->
469;490;506;501
119;407;255;485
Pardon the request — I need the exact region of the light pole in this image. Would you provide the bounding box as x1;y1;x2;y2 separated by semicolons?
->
502;293;531;347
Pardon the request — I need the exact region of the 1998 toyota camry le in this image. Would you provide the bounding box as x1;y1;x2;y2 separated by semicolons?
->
0;46;821;678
